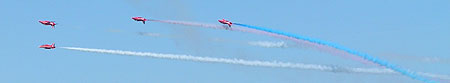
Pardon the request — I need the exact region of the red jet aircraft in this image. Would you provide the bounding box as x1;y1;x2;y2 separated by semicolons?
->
218;19;232;27
39;21;56;29
132;17;149;24
39;43;55;49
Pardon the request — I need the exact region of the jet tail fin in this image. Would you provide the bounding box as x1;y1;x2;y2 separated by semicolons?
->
52;43;55;47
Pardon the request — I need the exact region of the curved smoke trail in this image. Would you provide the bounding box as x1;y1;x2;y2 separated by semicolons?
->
147;19;440;82
61;47;449;81
148;19;374;65
233;23;435;83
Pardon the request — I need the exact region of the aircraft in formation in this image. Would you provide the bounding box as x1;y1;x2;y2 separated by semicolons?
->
39;43;55;49
39;20;56;29
218;19;232;27
132;17;149;24
39;17;233;49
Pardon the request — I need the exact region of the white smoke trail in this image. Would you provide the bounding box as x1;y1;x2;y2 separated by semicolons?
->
248;41;288;48
60;47;450;80
61;47;394;73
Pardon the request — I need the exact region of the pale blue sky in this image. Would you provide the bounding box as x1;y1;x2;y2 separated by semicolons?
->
1;0;449;83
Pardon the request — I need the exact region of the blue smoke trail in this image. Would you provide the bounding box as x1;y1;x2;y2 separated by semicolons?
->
234;23;435;83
